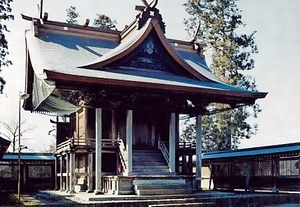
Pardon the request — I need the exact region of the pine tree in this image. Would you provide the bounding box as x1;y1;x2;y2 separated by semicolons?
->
66;6;79;24
0;0;14;94
93;13;117;29
183;0;261;150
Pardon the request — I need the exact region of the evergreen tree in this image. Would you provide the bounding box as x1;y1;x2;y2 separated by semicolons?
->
0;0;14;94
66;6;79;24
183;0;261;150
93;13;117;29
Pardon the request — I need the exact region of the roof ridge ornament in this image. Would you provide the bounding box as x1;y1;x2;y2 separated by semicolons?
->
137;0;165;33
140;0;158;8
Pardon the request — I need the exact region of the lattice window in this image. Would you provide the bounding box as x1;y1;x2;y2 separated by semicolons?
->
279;159;299;176
28;166;52;178
254;161;272;176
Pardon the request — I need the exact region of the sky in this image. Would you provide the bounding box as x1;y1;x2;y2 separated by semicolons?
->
0;0;299;152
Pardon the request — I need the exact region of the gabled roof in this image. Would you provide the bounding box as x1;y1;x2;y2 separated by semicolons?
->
2;153;55;161
79;18;213;82
22;6;267;115
0;137;11;159
203;142;300;161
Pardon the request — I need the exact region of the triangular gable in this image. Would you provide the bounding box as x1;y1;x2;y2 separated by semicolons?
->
80;18;211;81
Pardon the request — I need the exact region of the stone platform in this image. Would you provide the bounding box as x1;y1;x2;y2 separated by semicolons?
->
23;190;299;207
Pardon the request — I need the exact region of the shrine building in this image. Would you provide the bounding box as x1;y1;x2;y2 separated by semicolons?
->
22;1;267;195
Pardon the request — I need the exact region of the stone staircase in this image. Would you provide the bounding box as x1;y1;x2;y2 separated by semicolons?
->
133;178;193;196
132;149;170;175
132;149;193;196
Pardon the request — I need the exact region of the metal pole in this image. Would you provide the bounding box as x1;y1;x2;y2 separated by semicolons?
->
17;95;21;200
40;0;43;19
17;93;29;200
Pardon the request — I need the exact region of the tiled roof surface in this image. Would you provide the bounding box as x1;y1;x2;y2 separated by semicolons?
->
203;142;300;160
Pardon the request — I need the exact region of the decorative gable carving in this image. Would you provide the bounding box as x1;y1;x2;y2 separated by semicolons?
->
106;31;195;79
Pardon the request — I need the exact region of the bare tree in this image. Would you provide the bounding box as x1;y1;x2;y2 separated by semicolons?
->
0;117;35;152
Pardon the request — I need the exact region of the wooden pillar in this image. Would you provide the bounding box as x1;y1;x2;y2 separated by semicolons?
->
22;164;27;187
245;162;252;191
151;123;155;147
175;113;180;172
86;153;93;193
95;108;102;194
182;154;186;174
59;155;64;191
126;110;133;175
273;158;279;192
69;152;75;193
65;153;70;192
54;156;58;190
111;110;117;143
175;113;180;148
298;156;300;176
169;112;176;173
195;115;202;191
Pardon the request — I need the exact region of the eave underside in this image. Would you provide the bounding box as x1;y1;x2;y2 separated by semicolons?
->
44;70;265;115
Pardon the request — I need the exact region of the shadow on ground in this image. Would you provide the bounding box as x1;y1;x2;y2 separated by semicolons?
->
0;191;76;207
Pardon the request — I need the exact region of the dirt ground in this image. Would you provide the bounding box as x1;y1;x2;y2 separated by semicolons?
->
0;192;24;207
0;191;76;206
1;191;299;207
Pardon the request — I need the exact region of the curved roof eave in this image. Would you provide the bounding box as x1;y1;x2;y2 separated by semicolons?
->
44;69;267;104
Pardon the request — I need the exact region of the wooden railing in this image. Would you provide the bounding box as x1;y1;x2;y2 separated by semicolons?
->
158;138;170;167
56;137;118;153
117;139;128;175
178;141;196;149
73;137;96;146
56;139;72;152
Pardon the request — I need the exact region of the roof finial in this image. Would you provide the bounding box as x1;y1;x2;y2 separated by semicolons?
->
140;0;150;7
140;0;158;8
150;0;158;8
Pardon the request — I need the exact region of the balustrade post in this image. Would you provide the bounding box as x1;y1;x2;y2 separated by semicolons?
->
59;155;64;191
65;153;70;192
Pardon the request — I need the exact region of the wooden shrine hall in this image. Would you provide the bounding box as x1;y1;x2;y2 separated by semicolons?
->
22;0;267;195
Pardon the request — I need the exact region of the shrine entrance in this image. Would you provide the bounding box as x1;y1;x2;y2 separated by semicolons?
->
22;0;267;195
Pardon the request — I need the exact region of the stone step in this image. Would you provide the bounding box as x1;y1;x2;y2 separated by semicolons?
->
149;202;215;207
135;184;187;190
133;165;168;169
133;179;186;186
132;149;169;176
132;155;164;159
136;188;193;196
133;161;167;166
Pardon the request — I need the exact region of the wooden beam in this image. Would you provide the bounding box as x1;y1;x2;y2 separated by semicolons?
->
135;5;146;11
